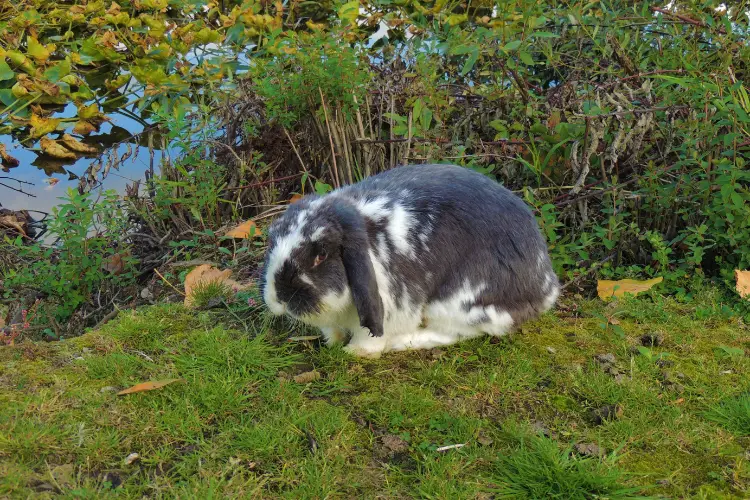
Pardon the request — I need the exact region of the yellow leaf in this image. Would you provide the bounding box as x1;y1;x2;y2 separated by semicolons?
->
27;36;55;64
736;270;750;299
30;114;61;139
61;134;99;154
73;120;98;135
183;264;250;308
597;277;663;300
40;137;77;160
224;220;262;239
77;103;101;120
117;379;183;395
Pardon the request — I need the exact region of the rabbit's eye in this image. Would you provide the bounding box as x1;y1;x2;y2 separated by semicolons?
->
313;250;327;268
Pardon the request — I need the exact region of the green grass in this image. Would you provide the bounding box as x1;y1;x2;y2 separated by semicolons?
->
0;288;749;498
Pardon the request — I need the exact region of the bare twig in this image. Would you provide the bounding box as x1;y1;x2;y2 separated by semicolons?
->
154;268;186;297
650;7;727;34
562;251;618;290
282;127;316;192
319;87;340;188
0;176;36;197
226;173;304;191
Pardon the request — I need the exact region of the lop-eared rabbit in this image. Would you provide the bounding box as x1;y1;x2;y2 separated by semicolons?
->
260;164;560;358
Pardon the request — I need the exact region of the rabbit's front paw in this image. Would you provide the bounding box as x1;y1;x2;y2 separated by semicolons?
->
343;343;384;359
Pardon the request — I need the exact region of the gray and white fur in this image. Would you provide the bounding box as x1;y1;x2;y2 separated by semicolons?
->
260;164;560;358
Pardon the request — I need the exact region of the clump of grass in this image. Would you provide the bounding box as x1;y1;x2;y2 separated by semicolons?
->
189;280;235;309
489;434;641;499
704;394;750;436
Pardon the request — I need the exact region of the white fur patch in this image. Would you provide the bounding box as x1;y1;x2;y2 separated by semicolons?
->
387;204;415;256
426;280;487;320
320;288;352;314
541;286;560;312
310;226;326;241
481;306;514;335
357;197;390;220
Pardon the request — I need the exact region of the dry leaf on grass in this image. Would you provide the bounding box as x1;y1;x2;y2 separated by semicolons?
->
183;264;250;308
117;379;183;396
224;220;262;239
735;270;750;299
597;277;663;300
288;336;321;342
293;370;321;383
289;194;303;204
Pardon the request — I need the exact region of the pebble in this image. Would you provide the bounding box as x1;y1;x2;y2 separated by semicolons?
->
595;353;616;365
575;442;605;457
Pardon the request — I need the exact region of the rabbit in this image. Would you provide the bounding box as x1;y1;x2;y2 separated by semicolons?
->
260;163;560;358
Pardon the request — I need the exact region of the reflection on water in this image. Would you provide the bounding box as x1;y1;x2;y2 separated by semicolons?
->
1;110;163;216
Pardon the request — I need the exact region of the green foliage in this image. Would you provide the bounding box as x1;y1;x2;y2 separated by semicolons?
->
3;0;750;332
2;189;136;322
251;28;370;128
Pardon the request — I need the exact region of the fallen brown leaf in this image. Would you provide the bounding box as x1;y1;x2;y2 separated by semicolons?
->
224;220;262;239
0;213;27;236
735;270;750;299
289;194;303;204
40;137;76;160
672;397;685;405
102;250;130;275
183;264;250;308
293;370;321;383
117;379;183;396
597;277;663;300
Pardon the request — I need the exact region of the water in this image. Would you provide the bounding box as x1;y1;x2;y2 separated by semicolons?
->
1;112;162;216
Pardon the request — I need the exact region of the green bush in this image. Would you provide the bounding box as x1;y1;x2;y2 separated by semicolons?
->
3;189;136;325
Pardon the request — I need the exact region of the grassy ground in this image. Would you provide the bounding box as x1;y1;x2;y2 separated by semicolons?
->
0;288;748;499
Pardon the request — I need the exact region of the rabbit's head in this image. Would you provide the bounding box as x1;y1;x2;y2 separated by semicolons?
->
260;196;384;336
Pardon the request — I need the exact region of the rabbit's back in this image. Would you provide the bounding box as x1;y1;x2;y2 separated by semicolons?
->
333;164;559;334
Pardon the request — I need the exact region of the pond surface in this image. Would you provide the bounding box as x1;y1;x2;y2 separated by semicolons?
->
1;111;161;216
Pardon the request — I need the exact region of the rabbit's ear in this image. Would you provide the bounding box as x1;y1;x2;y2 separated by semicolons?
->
333;203;384;337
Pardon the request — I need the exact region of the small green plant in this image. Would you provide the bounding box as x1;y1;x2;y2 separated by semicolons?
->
2;189;136;325
189;280;235;310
